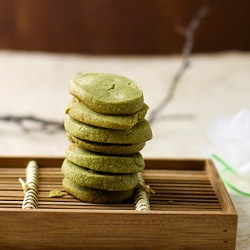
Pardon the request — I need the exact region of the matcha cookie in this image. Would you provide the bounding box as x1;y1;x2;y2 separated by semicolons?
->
66;97;149;130
65;144;145;174
63;177;134;203
61;159;138;191
67;133;146;155
64;115;152;144
69;73;144;115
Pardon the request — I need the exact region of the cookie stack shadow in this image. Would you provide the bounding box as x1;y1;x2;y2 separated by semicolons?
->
61;73;152;203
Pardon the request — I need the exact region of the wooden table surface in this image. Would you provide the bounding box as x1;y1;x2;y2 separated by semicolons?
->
0;50;250;249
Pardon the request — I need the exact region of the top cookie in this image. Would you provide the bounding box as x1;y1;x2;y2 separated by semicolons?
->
69;73;144;115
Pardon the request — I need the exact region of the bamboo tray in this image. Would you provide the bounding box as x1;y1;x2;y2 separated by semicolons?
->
0;157;237;250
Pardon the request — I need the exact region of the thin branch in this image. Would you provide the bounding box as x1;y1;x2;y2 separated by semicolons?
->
0;115;64;133
0;1;218;131
148;0;218;124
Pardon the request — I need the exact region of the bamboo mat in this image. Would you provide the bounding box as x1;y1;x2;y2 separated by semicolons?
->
0;166;221;211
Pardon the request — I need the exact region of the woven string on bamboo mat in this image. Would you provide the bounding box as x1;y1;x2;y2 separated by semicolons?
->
133;173;155;211
19;161;39;209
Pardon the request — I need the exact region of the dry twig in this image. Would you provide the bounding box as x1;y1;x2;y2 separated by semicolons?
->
148;0;219;124
0;115;64;133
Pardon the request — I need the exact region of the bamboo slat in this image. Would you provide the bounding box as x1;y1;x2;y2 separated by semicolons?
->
0;157;237;250
0;166;223;211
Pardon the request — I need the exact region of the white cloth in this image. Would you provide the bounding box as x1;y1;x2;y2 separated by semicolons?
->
207;109;250;175
207;109;250;194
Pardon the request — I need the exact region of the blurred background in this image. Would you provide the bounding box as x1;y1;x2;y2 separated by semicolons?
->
0;0;250;54
0;0;250;160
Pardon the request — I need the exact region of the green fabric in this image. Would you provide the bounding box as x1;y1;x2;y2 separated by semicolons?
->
212;154;250;196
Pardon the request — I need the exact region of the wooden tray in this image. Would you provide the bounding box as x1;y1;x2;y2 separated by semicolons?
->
0;157;237;250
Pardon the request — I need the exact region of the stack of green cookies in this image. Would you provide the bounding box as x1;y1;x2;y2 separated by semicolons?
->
61;73;152;203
